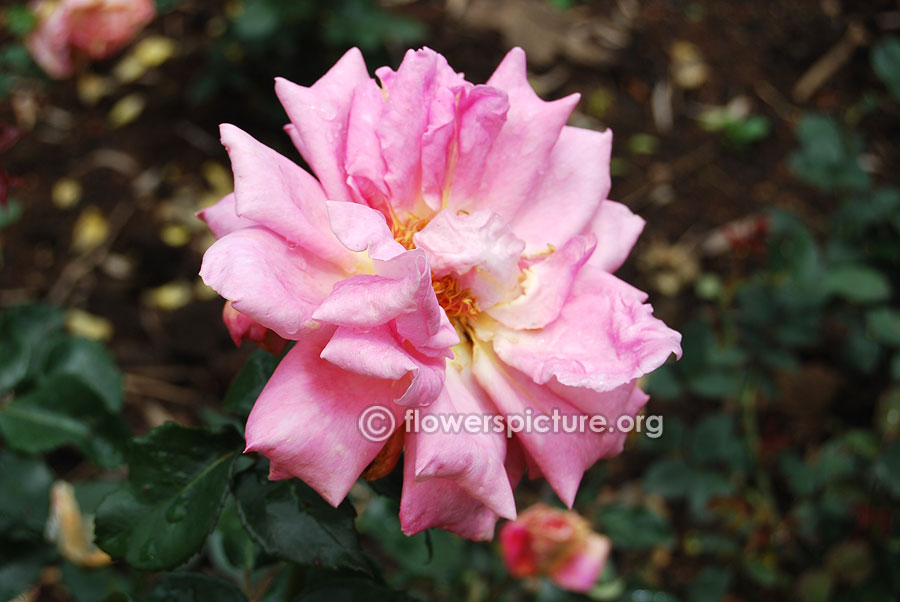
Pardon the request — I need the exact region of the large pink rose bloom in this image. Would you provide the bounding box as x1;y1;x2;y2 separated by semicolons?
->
26;0;155;79
199;47;681;540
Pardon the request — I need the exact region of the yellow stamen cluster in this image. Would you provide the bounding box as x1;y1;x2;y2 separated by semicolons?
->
432;275;481;319
391;215;430;251
391;215;481;319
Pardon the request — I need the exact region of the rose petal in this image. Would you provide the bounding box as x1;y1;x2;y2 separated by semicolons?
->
200;226;342;339
275;48;370;204
245;327;404;506
220;124;355;270
490;267;682;392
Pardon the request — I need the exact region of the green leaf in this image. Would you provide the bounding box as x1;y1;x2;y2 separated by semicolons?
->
788;114;869;193
223;349;280;418
3;5;37;36
687;567;733;602
233;459;369;573
872;36;900;98
0;334;28;393
867;307;900;347
689;413;746;470
823;265;891;303
0;539;56;601
643;458;692;498
142;573;247;602
874;440;900;498
595;504;675;550
0;374;129;468
723;115;770;149
41;337;123;412
61;562;129;602
0;450;53;538
95;423;243;570
0;198;24;229
296;576;419;602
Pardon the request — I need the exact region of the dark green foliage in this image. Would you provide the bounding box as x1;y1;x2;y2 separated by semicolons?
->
95;423;243;570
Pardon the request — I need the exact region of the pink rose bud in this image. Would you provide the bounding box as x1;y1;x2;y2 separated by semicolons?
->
500;504;611;592
222;301;287;355
26;0;155;79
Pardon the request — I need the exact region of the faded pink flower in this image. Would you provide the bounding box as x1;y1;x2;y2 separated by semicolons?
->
199;47;681;540
500;504;611;592
26;0;155;79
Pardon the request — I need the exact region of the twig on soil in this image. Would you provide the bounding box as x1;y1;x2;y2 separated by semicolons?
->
45;200;135;306
754;79;799;122
124;372;209;406
792;21;869;104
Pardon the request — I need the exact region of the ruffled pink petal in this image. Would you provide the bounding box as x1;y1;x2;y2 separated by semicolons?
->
550;534;611;593
344;78;390;210
487;234;595;330
324;200;404;261
375;48;467;215
275;48;370;204
399;432;500;541
245;328;405;506
584;200;646;273
472;344;642;506
444;86;510;210
477;47;580;221
491;267;682;392
220;124;355;270
200;226;343;339
320;325;445;407
413;209;525;308
510;127;613;255
311;250;435;330
197;193;253;238
412;367;515;518
419;81;458;211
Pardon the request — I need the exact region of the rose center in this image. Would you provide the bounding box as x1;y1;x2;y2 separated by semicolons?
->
392;216;481;319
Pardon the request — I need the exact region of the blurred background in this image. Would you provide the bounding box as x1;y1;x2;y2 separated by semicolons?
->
1;0;899;601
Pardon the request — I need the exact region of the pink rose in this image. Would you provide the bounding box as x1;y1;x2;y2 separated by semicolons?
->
26;0;155;79
199;47;681;540
500;504;612;592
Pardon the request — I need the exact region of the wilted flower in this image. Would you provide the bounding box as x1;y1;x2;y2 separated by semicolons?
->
200;47;681;540
500;504;611;592
26;0;155;79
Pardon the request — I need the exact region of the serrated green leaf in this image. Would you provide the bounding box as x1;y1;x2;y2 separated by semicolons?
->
95;423;243;570
823;265;891;303
233;459;369;573
41;337;123;412
0;374;129;467
142;573;247;602
0;450;53;537
223;349;280;418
